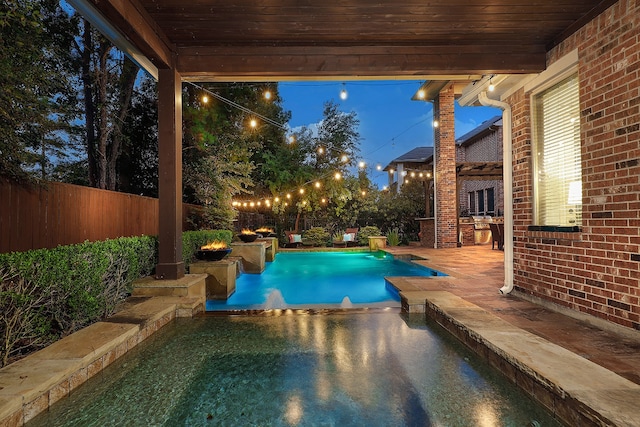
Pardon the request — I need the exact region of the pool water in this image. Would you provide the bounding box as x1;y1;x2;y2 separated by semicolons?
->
207;251;443;311
27;312;561;426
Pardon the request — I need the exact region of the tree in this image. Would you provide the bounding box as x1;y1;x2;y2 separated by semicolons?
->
183;83;270;229
117;75;158;196
0;0;76;182
74;19;139;190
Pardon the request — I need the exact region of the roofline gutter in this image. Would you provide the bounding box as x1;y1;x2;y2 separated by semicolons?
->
478;91;514;294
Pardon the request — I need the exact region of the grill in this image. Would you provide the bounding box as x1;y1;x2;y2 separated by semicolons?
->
472;216;493;244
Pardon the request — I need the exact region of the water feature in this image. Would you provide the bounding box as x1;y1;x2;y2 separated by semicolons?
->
26;312;561;426
264;289;287;309
207;251;444;311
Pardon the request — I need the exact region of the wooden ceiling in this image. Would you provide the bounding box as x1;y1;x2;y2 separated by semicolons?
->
85;0;617;81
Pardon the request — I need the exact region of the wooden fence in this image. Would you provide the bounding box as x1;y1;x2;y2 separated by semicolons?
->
0;180;202;254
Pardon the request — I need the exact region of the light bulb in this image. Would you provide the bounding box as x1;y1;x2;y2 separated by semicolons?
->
433;120;439;128
334;172;342;180
315;181;321;188
417;89;426;99
488;82;495;92
376;164;382;171
202;95;209;103
264;90;272;100
340;83;348;100
250;118;258;128
317;147;324;154
358;161;366;169
299;188;305;194
389;168;394;174
341;154;348;163
288;135;295;144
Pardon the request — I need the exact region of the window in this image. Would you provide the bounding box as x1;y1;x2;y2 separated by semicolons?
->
532;74;582;226
468;191;476;215
487;188;495;215
477;190;485;214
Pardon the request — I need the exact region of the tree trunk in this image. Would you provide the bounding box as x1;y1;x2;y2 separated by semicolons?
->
81;19;97;187
107;57;138;190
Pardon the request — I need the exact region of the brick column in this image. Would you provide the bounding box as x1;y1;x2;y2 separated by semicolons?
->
434;85;458;248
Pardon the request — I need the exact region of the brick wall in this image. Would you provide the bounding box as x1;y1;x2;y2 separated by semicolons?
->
434;85;459;248
457;125;504;216
509;0;640;330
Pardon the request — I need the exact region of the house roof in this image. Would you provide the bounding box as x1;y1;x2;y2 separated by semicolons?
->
75;0;618;80
383;147;434;171
456;116;503;147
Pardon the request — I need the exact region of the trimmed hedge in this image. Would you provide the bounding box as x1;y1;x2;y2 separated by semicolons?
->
0;230;230;367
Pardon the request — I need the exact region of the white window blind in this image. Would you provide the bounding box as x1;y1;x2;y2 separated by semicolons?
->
533;74;582;226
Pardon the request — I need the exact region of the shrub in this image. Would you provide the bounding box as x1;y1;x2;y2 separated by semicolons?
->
302;227;330;246
358;225;382;245
0;235;158;367
386;228;401;246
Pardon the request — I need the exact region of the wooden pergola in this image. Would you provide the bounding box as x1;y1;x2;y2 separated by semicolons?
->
68;0;616;278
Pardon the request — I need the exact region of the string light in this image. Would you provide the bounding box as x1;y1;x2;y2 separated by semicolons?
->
264;90;272;100
358;161;366;169
317;147;324;154
417;89;426;99
376;164;382;171
288;135;296;144
202;95;209;104
249;118;258;128
315;181;321;188
334;172;342;180
299;188;305;194
433;120;439;128
341;154;348;163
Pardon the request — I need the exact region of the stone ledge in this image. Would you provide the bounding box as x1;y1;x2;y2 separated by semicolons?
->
423;290;640;427
0;295;195;426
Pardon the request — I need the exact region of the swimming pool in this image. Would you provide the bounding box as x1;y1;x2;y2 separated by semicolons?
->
26;312;561;426
207;251;443;311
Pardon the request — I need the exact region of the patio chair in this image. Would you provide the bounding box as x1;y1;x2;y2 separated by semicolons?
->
345;227;359;247
283;230;303;248
489;223;504;250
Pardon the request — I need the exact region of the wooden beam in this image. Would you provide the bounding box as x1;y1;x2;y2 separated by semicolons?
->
156;67;184;280
176;45;546;80
84;0;175;69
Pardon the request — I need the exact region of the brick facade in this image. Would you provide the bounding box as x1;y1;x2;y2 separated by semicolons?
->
508;0;640;330
458;129;505;216
434;85;459;248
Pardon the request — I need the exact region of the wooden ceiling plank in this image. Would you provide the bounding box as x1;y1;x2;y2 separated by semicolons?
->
87;0;175;68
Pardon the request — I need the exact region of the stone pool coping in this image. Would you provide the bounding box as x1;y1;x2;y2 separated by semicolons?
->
0;275;206;426
387;277;640;427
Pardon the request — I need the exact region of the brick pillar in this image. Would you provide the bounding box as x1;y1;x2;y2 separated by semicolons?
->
434;85;458;248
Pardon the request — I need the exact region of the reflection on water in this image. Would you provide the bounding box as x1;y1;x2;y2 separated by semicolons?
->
28;311;561;427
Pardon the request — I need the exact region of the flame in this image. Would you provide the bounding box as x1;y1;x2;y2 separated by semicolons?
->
255;227;274;233
200;240;228;250
241;228;256;235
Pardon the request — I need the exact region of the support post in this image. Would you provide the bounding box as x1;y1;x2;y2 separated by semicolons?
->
155;67;184;280
434;85;458;248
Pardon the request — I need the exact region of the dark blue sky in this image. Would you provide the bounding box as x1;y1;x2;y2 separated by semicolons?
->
279;80;500;189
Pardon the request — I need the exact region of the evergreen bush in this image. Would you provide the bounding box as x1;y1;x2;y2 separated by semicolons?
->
358;226;382;245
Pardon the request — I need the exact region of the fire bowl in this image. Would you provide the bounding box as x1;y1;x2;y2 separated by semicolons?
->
238;233;258;243
196;248;232;261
